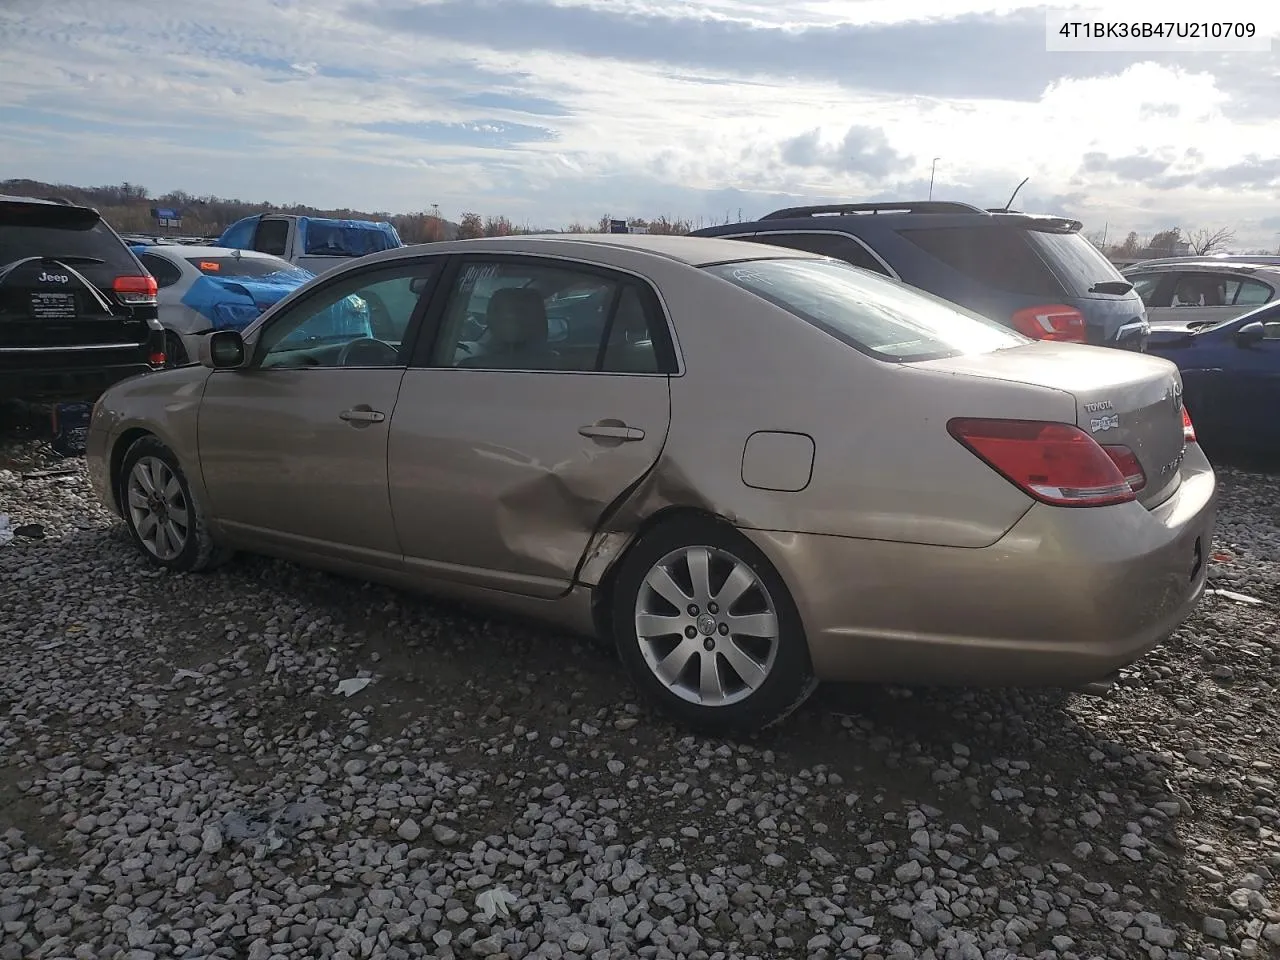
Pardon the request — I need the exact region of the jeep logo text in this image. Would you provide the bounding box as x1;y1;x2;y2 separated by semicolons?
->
37;271;70;284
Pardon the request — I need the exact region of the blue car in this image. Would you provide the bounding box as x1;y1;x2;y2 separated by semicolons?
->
1146;301;1280;454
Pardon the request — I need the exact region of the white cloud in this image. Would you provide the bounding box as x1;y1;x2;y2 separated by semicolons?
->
0;0;1278;247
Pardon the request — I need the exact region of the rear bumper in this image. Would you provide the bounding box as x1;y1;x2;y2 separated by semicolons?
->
747;444;1217;687
0;362;153;402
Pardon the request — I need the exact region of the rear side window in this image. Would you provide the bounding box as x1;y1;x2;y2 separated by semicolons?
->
139;253;184;288
706;258;1024;362
897;226;1064;298
746;232;891;276
1027;230;1129;295
0;205;137;272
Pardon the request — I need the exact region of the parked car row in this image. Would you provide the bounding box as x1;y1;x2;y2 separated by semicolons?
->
85;233;1215;732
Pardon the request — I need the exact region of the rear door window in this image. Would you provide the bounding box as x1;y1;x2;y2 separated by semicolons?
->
746;231;891;275
896;226;1065;298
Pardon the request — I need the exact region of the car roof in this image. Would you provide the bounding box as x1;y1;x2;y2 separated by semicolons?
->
0;193;99;216
135;244;286;261
1123;261;1280;277
694;201;1084;235
356;233;828;269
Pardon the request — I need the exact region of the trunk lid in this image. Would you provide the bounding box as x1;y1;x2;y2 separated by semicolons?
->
918;342;1188;507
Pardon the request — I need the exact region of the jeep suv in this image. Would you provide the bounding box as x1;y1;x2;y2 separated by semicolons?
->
692;201;1149;350
1;195;165;401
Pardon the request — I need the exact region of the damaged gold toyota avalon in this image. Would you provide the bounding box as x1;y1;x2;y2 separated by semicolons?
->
86;234;1216;732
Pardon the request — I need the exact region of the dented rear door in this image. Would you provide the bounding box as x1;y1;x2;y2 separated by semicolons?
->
388;368;671;598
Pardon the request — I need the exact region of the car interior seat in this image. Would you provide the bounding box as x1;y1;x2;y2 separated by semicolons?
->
459;287;560;369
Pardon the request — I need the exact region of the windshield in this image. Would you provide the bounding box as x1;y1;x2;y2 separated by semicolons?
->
1029;230;1130;296
186;255;311;281
705;258;1025;362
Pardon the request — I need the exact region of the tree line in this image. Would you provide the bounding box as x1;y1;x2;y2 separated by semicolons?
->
1;179;699;244
1086;225;1277;259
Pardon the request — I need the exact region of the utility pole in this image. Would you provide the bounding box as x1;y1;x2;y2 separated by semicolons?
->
928;158;940;200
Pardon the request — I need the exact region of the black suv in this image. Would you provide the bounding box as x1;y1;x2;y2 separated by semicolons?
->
692;201;1149;351
1;195;165;401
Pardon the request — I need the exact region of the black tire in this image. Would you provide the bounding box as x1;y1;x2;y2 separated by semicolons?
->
117;435;232;572
164;330;189;368
609;516;817;734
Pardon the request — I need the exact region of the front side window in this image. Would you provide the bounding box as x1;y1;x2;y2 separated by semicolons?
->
430;258;673;372
256;262;439;369
1233;277;1273;306
705;258;1024;362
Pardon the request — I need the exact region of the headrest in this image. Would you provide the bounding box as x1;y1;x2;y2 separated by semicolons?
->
487;287;547;346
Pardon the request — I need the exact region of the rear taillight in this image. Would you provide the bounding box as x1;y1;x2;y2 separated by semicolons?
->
948;418;1136;507
1010;305;1087;343
1182;407;1196;443
1101;444;1146;493
113;274;158;306
148;351;166;368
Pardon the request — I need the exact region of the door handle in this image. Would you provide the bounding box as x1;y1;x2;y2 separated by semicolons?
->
579;423;645;442
339;408;385;423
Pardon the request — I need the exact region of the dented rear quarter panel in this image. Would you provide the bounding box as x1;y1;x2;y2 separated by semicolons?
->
576;267;1077;585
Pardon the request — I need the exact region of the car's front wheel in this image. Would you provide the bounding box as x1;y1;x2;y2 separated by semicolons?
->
610;516;817;733
118;436;231;572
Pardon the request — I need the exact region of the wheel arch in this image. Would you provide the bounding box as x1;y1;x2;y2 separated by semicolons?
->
109;427;159;512
588;505;741;641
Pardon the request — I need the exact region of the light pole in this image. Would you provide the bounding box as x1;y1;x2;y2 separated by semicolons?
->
928;157;940;200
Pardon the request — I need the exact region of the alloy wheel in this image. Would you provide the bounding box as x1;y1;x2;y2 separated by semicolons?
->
633;545;780;707
126;456;190;561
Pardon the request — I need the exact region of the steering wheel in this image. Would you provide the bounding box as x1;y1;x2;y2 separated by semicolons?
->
337;337;399;367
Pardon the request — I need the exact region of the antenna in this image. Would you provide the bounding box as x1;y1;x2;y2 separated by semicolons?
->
1000;177;1029;212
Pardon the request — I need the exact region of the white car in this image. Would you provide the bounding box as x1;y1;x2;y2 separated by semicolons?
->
130;244;315;366
1122;261;1280;328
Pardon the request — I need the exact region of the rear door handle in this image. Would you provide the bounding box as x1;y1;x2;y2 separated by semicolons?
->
339;408;385;423
579;423;645;442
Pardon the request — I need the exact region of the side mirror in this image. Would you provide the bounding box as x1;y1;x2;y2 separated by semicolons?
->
1235;321;1265;348
199;330;248;369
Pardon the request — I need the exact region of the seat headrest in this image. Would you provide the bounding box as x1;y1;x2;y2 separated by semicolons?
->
487;287;547;346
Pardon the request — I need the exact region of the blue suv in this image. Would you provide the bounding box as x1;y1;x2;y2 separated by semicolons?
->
691;201;1149;350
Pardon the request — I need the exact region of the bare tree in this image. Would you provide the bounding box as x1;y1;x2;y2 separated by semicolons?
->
1187;226;1236;256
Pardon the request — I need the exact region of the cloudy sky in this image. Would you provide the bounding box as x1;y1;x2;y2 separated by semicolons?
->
1;0;1279;246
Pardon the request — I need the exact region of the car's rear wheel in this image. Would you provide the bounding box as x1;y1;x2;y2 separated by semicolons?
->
118;436;231;572
610;516;817;733
164;330;188;368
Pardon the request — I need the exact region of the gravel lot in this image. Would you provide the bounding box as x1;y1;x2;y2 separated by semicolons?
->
2;441;1279;960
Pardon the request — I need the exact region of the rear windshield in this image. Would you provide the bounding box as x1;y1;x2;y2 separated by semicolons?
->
0;205;136;272
897;225;1065;298
186;255;309;279
705;258;1025;362
1027;230;1130;295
